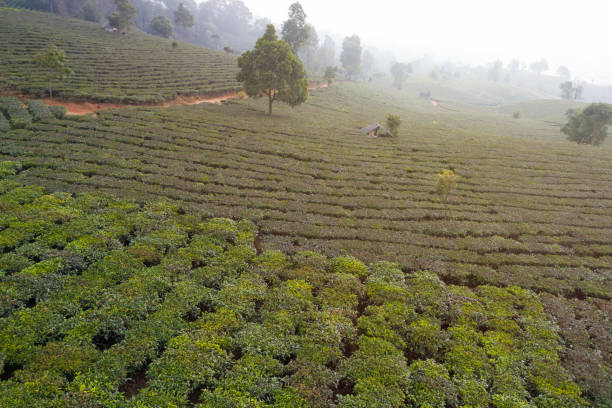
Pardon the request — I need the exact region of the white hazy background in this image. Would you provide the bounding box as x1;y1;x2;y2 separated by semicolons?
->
243;0;612;84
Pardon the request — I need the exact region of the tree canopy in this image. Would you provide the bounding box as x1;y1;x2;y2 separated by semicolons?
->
340;35;362;80
151;15;173;38
281;2;309;54
174;2;194;30
237;24;308;115
34;44;73;97
390;62;412;89
107;0;136;32
561;103;612;145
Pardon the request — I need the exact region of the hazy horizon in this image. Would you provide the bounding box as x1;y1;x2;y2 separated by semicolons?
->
240;0;612;85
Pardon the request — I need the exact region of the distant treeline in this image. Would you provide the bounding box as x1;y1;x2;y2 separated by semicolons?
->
6;0;341;74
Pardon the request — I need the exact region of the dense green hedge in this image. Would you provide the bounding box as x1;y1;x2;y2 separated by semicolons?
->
0;164;588;407
0;96;32;129
24;99;53;121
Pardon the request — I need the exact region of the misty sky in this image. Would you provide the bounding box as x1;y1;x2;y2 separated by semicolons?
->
242;0;612;85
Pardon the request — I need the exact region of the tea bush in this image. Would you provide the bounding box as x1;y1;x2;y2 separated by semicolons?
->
0;169;590;407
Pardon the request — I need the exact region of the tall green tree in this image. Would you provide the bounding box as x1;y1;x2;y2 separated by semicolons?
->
281;2;309;54
107;0;136;32
341;35;361;80
34;44;73;98
150;15;173;38
174;2;194;30
561;103;612;145
237;24;308;115
390;62;412;90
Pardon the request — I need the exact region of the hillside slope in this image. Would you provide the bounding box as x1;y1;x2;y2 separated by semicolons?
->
0;169;589;407
0;81;610;404
0;8;240;103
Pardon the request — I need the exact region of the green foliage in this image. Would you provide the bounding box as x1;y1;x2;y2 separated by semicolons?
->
390;62;412;89
173;2;193;30
48;105;67;119
561;103;612;145
0;176;591;407
512;109;521;119
281;2;309;53
341;35;362;79
385;113;401;137
150;15;173;38
331;255;368;278
82;0;101;23
0;161;22;177
107;0;136;32
34;44;73;98
0;110;9;132
1;9;240;102
0;96;32;129
324;65;338;86
237;24;308;115
24;99;53;121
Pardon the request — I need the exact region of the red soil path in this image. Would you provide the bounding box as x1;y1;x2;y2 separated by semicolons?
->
9;82;329;116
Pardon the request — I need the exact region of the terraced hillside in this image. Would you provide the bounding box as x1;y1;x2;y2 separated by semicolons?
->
0;170;589;407
0;82;611;404
0;8;240;103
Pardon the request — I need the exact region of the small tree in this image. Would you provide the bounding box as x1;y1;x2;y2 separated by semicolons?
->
237;24;308;115
174;2;194;31
390;62;412;90
281;2;310;54
435;169;459;202
82;0;101;22
107;0;136;32
324;66;338;86
560;81;584;100
386;114;401;137
150;15;173;38
561;103;612;146
223;46;235;55
34;44;73;98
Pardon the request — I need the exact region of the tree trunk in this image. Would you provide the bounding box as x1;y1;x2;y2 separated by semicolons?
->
49;81;52;98
268;91;273;115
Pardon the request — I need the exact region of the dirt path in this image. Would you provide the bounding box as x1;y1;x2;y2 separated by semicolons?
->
13;82;329;116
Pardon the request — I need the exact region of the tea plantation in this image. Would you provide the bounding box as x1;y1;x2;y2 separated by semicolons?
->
1;81;610;405
0;8;240;103
0;166;591;407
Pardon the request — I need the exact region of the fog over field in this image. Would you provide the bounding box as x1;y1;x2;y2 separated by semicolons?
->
244;0;612;84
